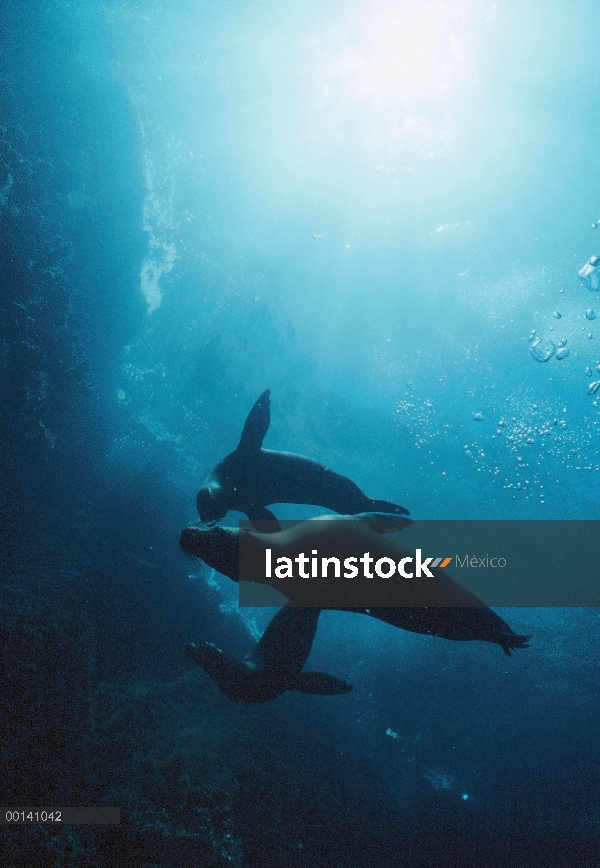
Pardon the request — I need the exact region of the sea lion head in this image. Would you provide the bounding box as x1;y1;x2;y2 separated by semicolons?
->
196;481;226;523
180;525;240;581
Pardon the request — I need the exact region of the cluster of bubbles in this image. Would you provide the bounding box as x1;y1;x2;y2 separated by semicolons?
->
528;255;600;397
395;395;452;480
529;335;562;362
465;396;600;503
395;245;600;510
397;387;600;508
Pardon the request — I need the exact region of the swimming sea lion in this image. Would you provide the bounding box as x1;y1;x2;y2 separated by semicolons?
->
186;605;353;704
196;390;411;530
180;517;531;656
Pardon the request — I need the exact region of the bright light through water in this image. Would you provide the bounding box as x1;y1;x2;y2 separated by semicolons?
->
93;0;600;519
323;5;473;105
250;2;485;178
102;0;596;384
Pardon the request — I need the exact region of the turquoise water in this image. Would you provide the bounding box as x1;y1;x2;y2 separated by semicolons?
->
2;2;600;865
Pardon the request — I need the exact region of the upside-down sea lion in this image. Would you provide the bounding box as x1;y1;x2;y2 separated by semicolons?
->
186;605;352;704
180;516;531;656
196;390;411;530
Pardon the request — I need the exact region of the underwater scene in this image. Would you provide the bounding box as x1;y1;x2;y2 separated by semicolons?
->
2;0;600;865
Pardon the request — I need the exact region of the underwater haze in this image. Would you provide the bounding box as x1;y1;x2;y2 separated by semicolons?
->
1;0;600;865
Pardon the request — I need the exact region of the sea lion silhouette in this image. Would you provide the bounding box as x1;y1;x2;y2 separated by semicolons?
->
196;390;411;530
186;605;352;704
180;516;531;657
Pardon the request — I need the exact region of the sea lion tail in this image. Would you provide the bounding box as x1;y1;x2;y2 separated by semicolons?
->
237;389;271;452
291;672;353;695
498;632;532;656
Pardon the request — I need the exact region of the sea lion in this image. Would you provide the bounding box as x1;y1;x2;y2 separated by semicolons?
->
180;517;531;656
186;605;353;704
196;390;411;530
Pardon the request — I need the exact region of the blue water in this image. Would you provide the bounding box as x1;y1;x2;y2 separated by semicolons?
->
2;1;600;865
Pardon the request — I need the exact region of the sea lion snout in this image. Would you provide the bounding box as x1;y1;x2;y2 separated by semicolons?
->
179;525;240;580
180;526;205;556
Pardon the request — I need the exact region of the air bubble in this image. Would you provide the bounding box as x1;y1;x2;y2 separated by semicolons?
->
530;339;555;362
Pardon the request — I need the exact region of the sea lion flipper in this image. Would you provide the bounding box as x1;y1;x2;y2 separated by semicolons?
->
292;672;353;695
370;498;411;517
499;633;532;656
238;389;271;453
353;512;415;533
248;506;282;532
186;642;262;702
186;641;234;670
